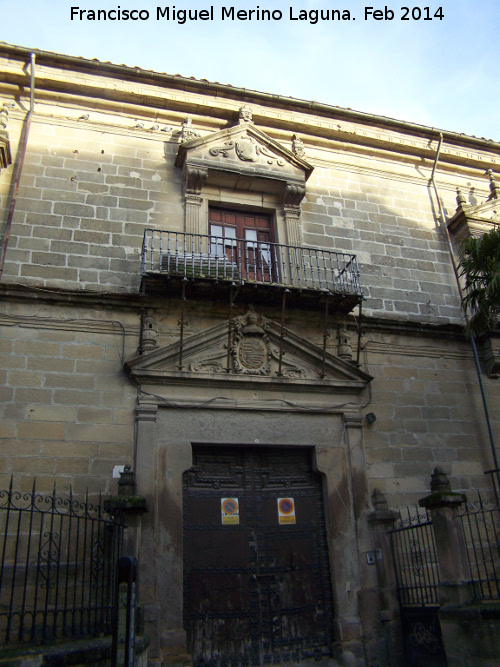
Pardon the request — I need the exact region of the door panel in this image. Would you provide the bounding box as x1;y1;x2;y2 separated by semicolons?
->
183;446;334;667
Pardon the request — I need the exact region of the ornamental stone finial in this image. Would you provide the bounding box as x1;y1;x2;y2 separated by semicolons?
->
292;134;306;158
238;105;253;124
0;103;9;130
368;488;398;525
371;488;389;511
142;309;159;352
430;467;451;494
487;169;499;200
337;325;353;361
419;467;466;511
118;465;137;496
180;117;200;143
456;187;466;207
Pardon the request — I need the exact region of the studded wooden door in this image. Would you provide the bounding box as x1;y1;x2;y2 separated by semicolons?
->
183;446;334;667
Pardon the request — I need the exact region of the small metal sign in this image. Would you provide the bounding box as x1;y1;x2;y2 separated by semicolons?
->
221;497;240;525
278;497;296;525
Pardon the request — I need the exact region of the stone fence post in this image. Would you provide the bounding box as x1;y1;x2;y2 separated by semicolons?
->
419;467;472;607
367;488;405;666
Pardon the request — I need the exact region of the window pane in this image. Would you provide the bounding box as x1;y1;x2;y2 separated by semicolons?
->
210;225;223;256
245;230;257;248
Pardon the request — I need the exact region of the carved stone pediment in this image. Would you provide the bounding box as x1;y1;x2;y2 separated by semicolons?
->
448;175;500;239
125;309;371;393
448;198;500;239
175;122;313;196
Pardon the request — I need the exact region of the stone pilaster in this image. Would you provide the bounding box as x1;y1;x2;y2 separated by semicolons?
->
344;413;370;521
283;182;306;246
343;413;374;660
283;206;302;246
315;439;362;664
322;413;369;662
368;489;405;666
134;403;161;658
183;165;207;235
135;403;158;497
185;193;204;235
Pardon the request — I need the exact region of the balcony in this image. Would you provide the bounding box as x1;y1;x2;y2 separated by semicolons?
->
140;229;363;313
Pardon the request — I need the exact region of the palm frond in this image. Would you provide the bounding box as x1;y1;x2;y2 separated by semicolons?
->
458;228;500;334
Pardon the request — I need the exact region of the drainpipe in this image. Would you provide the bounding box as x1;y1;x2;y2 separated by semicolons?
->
430;134;500;482
0;52;36;280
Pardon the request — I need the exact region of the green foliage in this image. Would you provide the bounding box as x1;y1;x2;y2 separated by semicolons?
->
459;227;500;334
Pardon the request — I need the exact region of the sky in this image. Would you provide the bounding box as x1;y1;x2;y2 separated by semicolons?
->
1;0;499;141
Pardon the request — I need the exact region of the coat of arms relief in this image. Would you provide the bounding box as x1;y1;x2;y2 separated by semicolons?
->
231;309;271;375
189;307;307;377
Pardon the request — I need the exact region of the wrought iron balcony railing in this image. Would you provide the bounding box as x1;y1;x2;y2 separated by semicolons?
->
141;229;362;296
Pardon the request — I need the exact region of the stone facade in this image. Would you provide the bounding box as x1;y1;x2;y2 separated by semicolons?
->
1;43;500;666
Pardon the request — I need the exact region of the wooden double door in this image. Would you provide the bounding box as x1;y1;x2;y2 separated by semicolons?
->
209;209;274;282
183;446;334;667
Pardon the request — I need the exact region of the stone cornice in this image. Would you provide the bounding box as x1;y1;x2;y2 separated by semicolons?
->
0;43;497;150
1;44;499;173
4;110;491;191
0;281;144;311
8;110;491;190
0;281;471;342
0;311;139;336
132;393;364;414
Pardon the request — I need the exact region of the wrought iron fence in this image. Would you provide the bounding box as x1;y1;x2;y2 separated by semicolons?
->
389;506;446;666
140;229;362;295
389;506;441;607
0;478;124;647
457;483;500;601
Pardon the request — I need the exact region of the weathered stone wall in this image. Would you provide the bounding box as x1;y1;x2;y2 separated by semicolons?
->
362;328;500;504
0;301;138;495
2;45;500;666
0;108;478;323
0;51;495;325
1;118;182;292
1;84;499;498
303;166;463;323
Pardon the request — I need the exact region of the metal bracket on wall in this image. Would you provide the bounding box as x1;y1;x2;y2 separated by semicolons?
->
321;295;331;378
178;278;188;370
277;289;289;376
226;282;236;373
356;297;363;366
